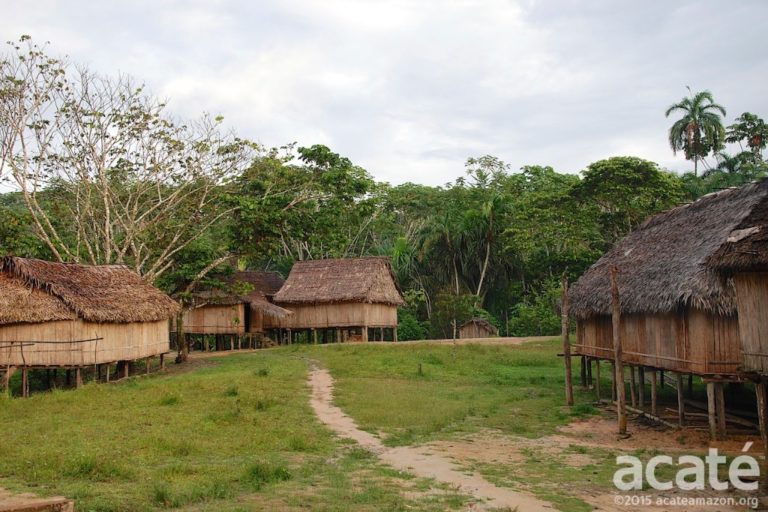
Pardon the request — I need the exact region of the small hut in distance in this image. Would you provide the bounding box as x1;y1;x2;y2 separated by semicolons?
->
460;318;498;339
273;257;405;343
0;256;179;395
181;271;292;348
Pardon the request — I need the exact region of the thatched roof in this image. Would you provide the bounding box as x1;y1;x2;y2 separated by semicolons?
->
273;257;405;306
569;180;768;319
0;256;180;325
708;190;768;271
191;271;292;319
460;318;498;334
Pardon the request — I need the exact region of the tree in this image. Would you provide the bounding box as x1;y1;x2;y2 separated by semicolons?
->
0;37;256;282
571;157;685;243
665;88;727;176
726;112;768;160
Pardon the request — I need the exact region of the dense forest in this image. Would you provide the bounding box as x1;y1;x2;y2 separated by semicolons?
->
2;37;768;339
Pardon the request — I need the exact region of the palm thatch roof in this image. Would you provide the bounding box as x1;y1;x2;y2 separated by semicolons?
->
708;192;768;271
460;318;498;334
273;257;405;306
0;256;180;325
569;180;768;319
191;271;292;319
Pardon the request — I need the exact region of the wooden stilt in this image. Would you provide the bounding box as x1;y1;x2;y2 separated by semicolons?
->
160;353;166;370
287;329;292;345
688;374;694;397
106;363;111;382
587;358;593;388
595;360;601;401
650;369;658;416
146;357;151;375
610;267;627;435
362;326;369;342
3;366;13;392
707;381;717;440
394;327;398;343
629;366;638;408
313;329;318;345
580;356;587;387
75;368;83;388
638;367;645;408
677;373;686;427
21;367;29;397
121;361;129;379
561;275;574;406
754;380;768;491
715;382;727;439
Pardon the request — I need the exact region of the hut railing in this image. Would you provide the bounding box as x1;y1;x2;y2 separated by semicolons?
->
0;338;170;367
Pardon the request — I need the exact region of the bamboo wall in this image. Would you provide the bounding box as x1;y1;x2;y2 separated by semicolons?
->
0;319;169;367
460;323;495;339
733;272;768;375
184;304;245;334
273;302;397;329
575;309;741;375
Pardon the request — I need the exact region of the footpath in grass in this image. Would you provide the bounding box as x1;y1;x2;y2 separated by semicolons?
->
0;351;468;511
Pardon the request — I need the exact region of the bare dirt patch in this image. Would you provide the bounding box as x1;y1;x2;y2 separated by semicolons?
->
0;488;73;512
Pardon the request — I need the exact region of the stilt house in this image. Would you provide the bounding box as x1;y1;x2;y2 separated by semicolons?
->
0;256;179;390
568;179;768;440
272;257;405;343
183;271;291;335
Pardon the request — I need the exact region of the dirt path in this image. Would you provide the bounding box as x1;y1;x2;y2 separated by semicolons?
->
308;367;553;511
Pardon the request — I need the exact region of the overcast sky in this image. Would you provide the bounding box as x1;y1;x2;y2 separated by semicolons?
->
2;0;767;185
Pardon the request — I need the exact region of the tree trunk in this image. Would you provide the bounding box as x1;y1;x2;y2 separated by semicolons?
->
176;311;189;363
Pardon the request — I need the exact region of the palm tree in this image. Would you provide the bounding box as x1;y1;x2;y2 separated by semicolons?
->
665;88;727;176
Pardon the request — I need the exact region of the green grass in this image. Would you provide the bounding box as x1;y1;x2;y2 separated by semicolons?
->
0;353;471;511
295;339;598;445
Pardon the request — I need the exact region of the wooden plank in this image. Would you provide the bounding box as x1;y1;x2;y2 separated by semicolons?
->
707;382;717;440
562;275;574;406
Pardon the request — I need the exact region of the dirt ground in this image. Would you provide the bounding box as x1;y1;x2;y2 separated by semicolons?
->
423;416;766;512
0;488;73;512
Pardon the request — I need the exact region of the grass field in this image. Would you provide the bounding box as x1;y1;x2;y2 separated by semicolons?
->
0;339;638;511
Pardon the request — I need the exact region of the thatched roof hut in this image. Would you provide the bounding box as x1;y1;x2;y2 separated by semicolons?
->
273;257;405;342
459;318;498;339
0;256;179;369
569;180;768;376
184;271;292;335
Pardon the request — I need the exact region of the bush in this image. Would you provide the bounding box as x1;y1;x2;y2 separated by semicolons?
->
507;280;561;336
397;310;425;341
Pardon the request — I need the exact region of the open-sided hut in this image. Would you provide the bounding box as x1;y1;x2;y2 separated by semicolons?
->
568;180;768;438
183;271;291;338
459;318;498;339
273;257;405;343
0;256;179;393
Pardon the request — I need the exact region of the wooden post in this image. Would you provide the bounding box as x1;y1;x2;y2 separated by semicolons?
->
336;328;342;343
121;361;129;379
313;329;318;345
610;267;627;435
287;329;292;345
587;358;593;388
629;366;638;408
715;382;727;439
561;275;574;406
677;373;686;427
105;363;111;383
362;326;369;342
755;380;768;491
638;367;645;408
580;356;587;387
595;360;601;401
2;367;12;393
75;368;83;389
650;369;658;416
146;357;151;375
21;367;29;397
393;327;398;343
707;381;717;439
160;353;165;370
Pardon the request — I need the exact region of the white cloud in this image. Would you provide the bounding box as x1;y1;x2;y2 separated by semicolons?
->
1;0;767;184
